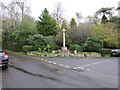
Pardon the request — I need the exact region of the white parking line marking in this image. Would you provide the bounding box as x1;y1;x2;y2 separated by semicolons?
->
44;60;48;62
58;64;64;67
75;67;85;69
48;61;52;63
64;66;71;68
52;62;57;65
76;60;109;68
41;59;44;61
87;69;90;71
73;68;77;69
32;57;86;71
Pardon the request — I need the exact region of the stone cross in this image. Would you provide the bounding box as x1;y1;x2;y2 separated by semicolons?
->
62;28;66;47
62;28;67;50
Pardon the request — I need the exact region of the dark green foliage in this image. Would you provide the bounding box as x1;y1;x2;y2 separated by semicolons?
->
109;16;119;29
83;35;103;52
2;15;37;52
27;34;45;50
110;16;118;24
11;22;36;51
117;18;120;30
37;8;58;36
70;18;77;28
101;14;108;24
69;44;83;52
99;48;112;56
44;36;59;50
22;45;33;53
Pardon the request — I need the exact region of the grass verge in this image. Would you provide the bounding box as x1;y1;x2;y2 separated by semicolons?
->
4;49;26;55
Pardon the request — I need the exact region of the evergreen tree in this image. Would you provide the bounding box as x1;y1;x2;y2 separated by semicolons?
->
70;18;77;28
101;14;108;24
96;7;114;24
37;8;58;36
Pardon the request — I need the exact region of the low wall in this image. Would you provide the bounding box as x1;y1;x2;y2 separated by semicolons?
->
27;52;101;58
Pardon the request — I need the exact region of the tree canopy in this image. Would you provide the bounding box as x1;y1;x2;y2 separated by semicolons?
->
70;18;77;28
37;8;58;36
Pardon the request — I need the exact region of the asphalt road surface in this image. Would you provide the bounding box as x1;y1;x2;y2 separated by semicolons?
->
2;54;119;88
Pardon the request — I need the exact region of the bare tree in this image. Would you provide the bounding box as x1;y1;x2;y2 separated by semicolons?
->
52;2;64;30
0;1;21;31
0;0;31;31
85;15;100;25
15;0;31;21
76;12;83;25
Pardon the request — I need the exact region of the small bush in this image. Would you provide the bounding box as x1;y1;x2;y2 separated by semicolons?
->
22;45;33;53
69;44;83;52
83;35;103;52
27;34;46;50
99;48;111;56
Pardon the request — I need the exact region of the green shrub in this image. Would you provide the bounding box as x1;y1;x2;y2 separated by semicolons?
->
44;36;59;50
99;48;111;56
27;34;45;50
69;44;83;52
83;35;103;52
22;45;33;53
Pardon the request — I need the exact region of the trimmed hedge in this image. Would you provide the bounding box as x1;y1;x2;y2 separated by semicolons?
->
99;48;111;56
22;45;33;53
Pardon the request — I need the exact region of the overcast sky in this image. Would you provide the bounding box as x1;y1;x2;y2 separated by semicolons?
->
30;0;119;21
2;0;119;21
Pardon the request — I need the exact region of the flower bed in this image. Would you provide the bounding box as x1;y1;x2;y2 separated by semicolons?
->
27;51;101;57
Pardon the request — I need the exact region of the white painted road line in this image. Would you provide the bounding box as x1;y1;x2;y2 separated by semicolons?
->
41;59;44;61
76;60;109;68
64;66;71;68
32;57;86;71
74;67;85;69
52;62;57;65
87;69;90;71
44;60;48;62
73;68;77;70
47;61;52;63
58;64;64;67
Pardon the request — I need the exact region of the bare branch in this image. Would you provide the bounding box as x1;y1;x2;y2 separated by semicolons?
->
52;2;64;29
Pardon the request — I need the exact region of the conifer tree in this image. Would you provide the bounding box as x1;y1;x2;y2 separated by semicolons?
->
70;18;77;29
37;8;58;36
